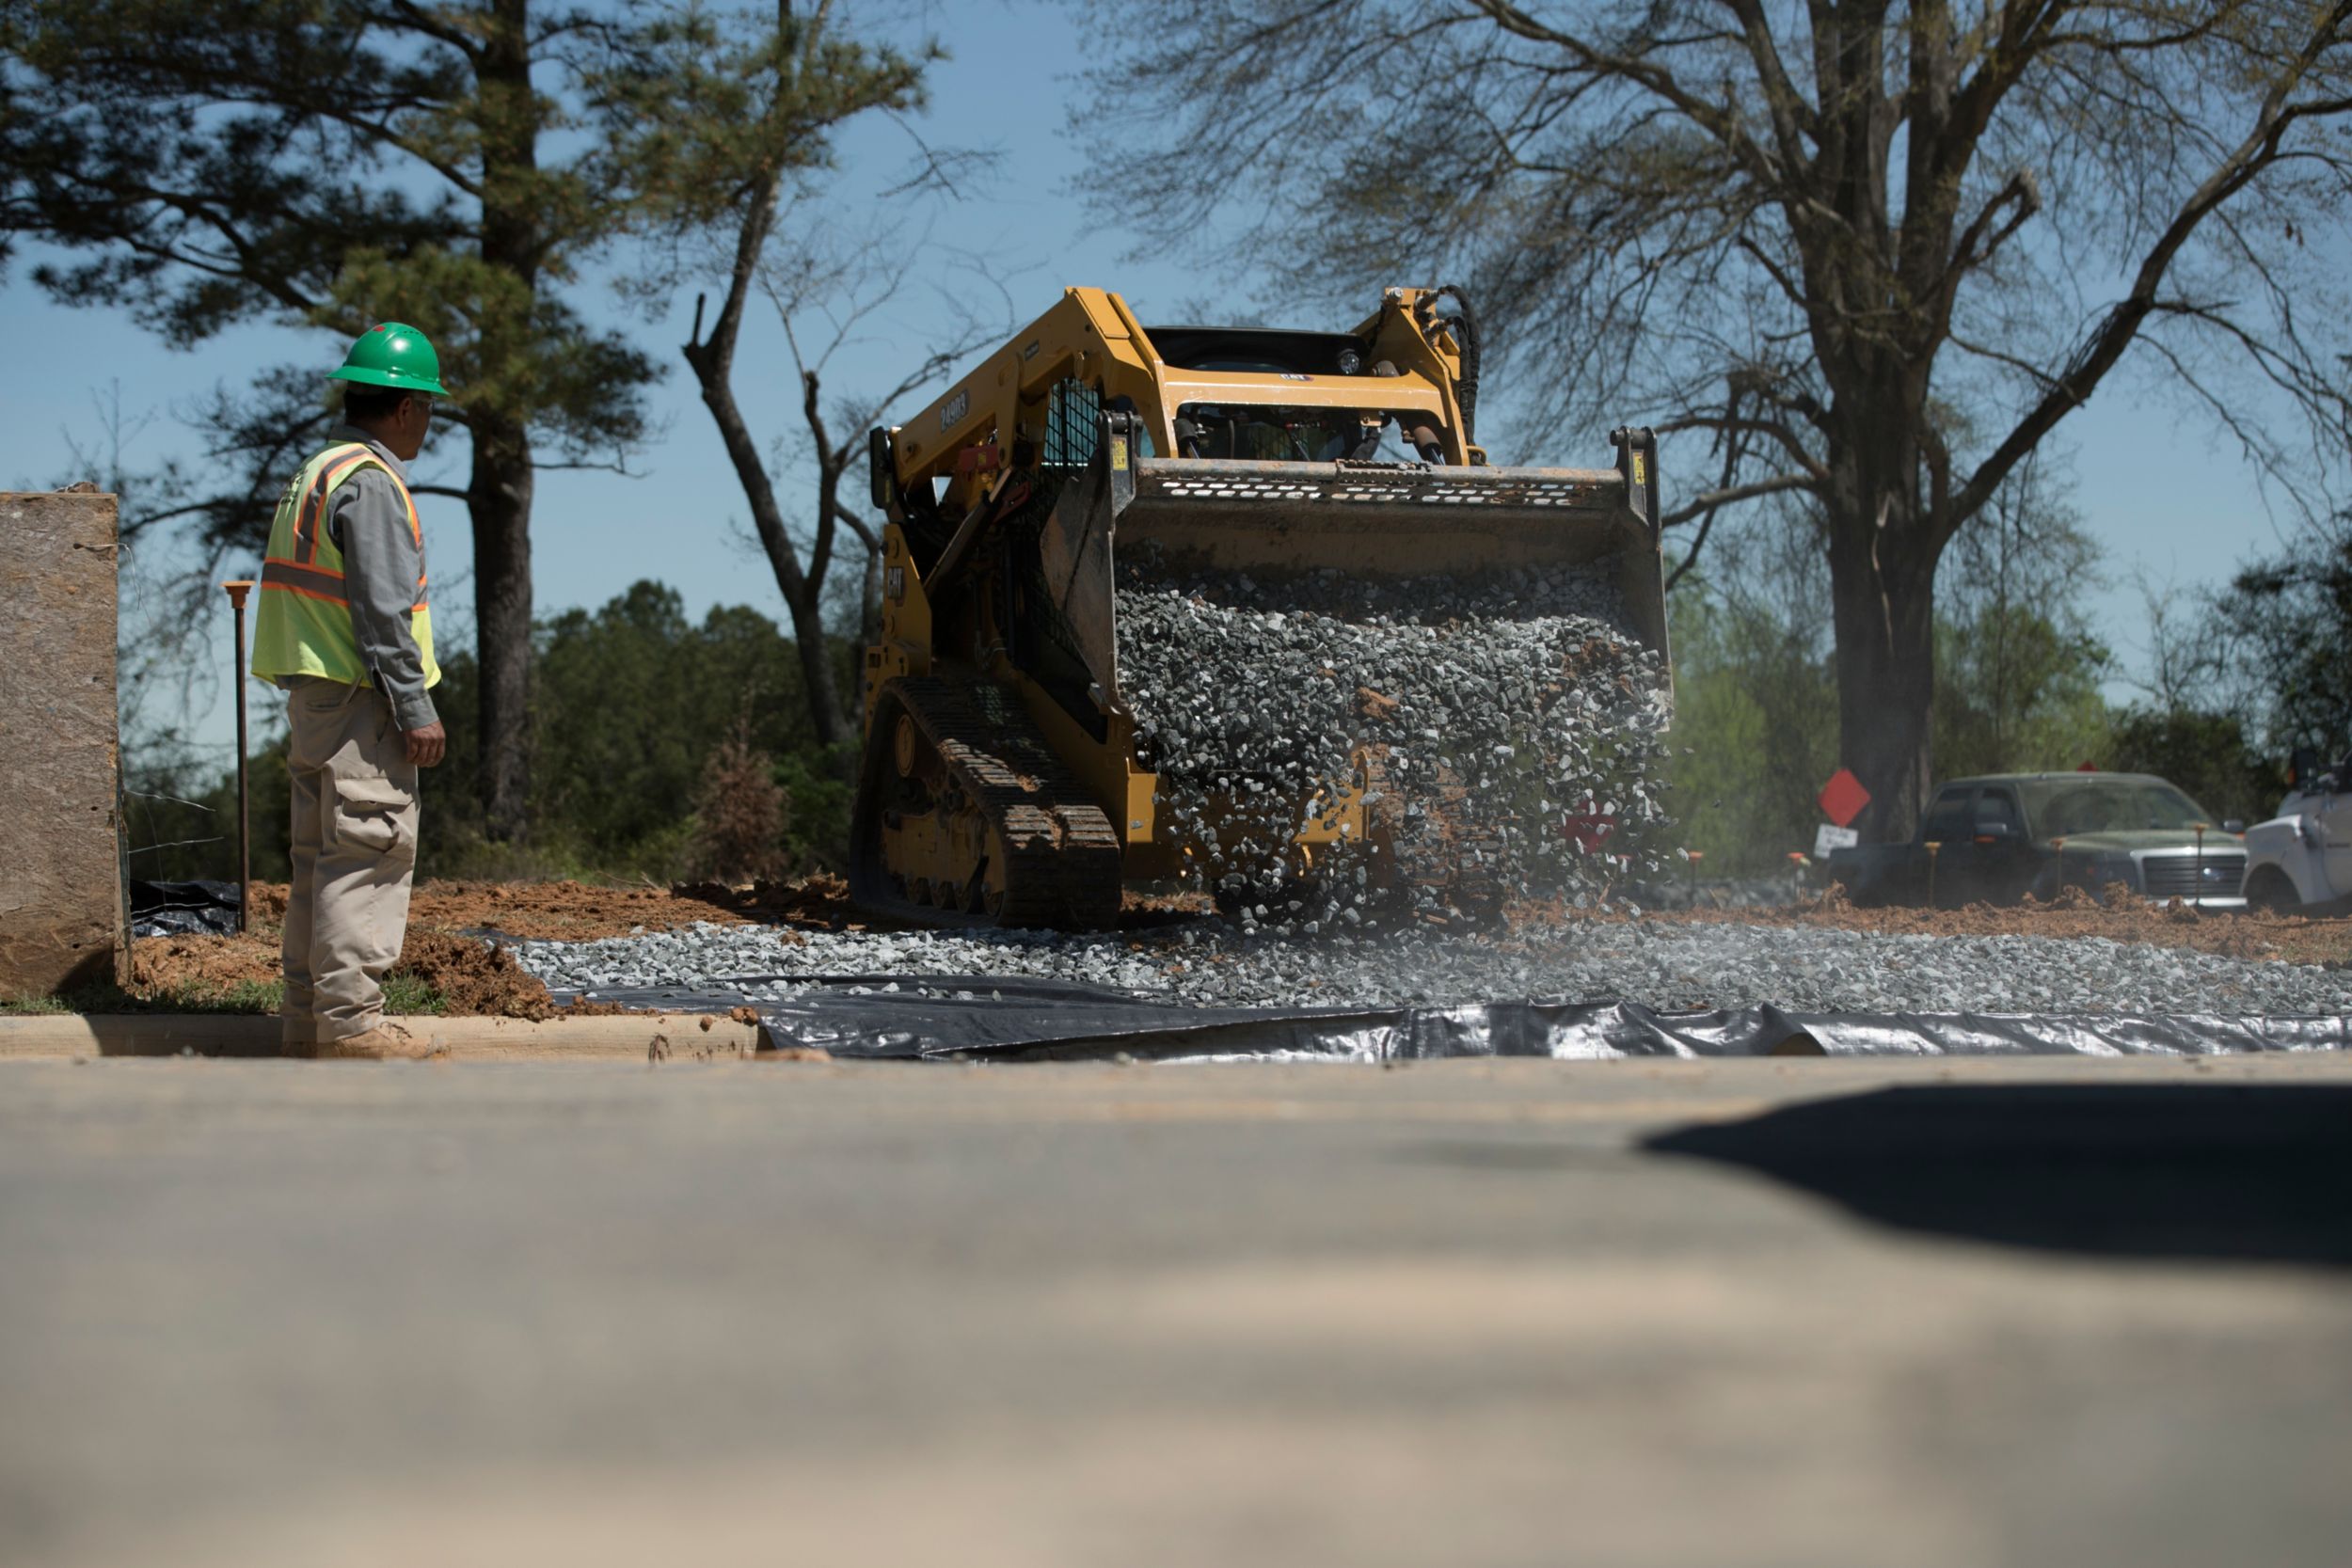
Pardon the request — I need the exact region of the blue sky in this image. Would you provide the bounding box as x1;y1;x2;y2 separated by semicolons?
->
0;0;2303;759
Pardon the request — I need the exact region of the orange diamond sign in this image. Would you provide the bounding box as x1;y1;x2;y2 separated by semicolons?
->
1818;768;1871;829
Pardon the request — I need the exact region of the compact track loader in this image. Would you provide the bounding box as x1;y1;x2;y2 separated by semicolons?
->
854;286;1668;928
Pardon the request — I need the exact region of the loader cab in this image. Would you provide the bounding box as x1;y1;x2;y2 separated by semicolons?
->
1142;322;1461;464
1174;404;1377;462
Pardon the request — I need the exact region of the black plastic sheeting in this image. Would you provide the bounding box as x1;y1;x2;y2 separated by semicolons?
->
548;973;2352;1062
129;879;242;938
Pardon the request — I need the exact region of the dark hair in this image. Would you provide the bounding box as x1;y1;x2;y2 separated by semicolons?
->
341;385;414;423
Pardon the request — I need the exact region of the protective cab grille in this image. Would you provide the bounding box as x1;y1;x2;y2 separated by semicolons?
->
1147;467;1613;509
2138;850;2246;898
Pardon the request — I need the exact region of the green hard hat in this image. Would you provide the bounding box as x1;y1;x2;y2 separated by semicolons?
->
328;322;450;397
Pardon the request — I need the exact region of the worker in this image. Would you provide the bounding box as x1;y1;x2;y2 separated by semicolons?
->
250;323;450;1059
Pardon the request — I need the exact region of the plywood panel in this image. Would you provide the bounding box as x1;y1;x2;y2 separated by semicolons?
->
0;489;126;995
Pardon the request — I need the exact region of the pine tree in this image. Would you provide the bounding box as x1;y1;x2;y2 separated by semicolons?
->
0;0;662;841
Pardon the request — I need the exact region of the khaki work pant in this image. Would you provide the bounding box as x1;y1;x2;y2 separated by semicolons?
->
281;678;421;1046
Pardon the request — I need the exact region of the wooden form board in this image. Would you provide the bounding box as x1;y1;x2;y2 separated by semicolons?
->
0;490;127;995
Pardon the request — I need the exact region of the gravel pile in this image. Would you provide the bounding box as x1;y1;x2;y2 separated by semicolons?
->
1113;559;1672;928
516;919;2352;1018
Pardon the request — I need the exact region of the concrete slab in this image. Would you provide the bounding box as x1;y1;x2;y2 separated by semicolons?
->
0;489;125;996
1;1054;2347;1566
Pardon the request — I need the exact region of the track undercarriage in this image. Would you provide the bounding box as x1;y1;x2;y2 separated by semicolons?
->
850;676;1123;930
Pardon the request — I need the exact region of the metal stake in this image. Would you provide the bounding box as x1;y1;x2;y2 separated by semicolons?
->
223;580;254;934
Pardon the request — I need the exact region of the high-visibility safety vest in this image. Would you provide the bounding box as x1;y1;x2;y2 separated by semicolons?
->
250;441;440;689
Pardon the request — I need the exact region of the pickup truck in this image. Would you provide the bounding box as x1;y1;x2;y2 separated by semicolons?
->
2239;747;2352;911
1826;771;2248;909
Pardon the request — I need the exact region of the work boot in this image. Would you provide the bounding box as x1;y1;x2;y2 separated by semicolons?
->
312;1022;442;1061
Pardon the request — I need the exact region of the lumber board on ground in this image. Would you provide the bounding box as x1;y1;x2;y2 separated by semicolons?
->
0;1013;771;1060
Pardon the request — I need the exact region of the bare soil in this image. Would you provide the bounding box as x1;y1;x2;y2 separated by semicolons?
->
122;874;868;1018
126;924;616;1021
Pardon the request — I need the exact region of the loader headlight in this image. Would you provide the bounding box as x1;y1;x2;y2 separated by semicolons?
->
1336;347;1364;374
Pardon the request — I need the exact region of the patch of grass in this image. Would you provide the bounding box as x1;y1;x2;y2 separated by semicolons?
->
0;992;75;1015
384;974;445;1015
47;978;281;1015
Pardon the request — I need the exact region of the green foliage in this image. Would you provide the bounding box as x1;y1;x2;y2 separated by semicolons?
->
383;974;443;1015
1931;461;2113;779
770;745;853;871
5;973;441;1017
532;583;826;863
0;0;693;842
1932;604;2112;780
123;743;292;884
2104;706;2280;830
1663;475;2119;868
2212;528;2352;755
0;0;661;483
587;0;935;236
0;992;74;1015
1663;586;1840;874
427;579;854;877
128;581;859;886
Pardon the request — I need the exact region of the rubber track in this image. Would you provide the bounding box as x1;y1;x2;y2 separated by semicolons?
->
856;675;1123;931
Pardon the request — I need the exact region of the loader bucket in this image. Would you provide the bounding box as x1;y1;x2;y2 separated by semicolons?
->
1032;414;1670;712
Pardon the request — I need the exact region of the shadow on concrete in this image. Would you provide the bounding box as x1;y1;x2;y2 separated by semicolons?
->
1645;1084;2352;1268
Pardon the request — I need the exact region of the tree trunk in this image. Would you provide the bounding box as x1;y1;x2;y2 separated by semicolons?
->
780;568;850;753
681;167;853;759
1823;407;1940;845
469;414;534;843
469;0;542;841
1827;542;1936;845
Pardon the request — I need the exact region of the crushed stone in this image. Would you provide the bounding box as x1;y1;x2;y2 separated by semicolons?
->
513;917;2352;1018
1113;559;1672;927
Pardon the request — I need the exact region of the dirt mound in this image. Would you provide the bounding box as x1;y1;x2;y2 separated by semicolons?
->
114;877;862;1018
406;879;755;940
128;931;281;992
123;925;615;1019
393;930;563;1020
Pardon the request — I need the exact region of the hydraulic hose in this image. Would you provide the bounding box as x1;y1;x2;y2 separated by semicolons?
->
1431;284;1482;444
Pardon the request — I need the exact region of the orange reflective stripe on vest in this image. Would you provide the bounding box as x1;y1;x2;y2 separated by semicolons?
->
294;445;376;564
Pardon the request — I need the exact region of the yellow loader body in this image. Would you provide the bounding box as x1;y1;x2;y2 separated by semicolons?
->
853;286;1666;928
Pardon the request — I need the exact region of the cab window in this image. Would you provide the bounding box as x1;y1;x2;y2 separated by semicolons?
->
1974;788;2022;838
1922;788;1972;842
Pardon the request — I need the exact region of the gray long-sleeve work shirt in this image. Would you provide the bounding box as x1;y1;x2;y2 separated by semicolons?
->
319;423;438;730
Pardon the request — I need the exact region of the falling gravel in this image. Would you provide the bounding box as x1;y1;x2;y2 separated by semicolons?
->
514;918;2352;1019
1112;558;1672;926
